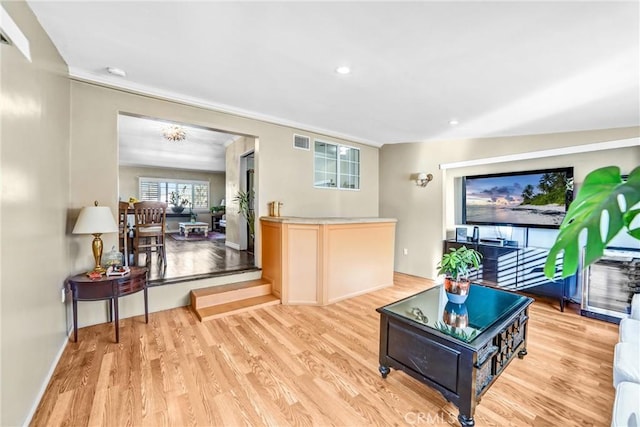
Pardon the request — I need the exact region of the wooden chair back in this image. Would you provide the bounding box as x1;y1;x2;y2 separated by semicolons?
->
118;201;130;257
132;201;167;267
133;202;166;232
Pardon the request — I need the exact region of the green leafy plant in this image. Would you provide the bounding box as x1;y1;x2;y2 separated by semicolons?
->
234;190;255;238
544;165;640;279
437;246;482;281
210;205;225;214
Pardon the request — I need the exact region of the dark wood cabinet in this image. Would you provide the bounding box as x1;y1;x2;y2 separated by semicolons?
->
444;240;573;311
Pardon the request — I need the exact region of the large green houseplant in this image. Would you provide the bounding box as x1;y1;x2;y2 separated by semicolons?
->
437;246;483;303
234;190;255;238
544;165;640;279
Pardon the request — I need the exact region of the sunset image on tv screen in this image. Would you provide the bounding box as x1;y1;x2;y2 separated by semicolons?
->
465;169;571;227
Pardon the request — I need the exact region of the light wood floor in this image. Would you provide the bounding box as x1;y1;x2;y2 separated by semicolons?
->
31;273;618;426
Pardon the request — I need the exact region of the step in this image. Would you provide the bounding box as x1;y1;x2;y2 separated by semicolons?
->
194;294;281;321
190;278;272;310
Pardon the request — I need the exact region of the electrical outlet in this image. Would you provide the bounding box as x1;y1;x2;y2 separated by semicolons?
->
61;287;65;303
403;248;408;255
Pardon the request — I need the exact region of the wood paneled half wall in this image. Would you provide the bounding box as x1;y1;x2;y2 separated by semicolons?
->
261;217;397;305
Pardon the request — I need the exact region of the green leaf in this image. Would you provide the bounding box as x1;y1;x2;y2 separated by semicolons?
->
544;165;640;278
625;208;640;239
437;245;482;279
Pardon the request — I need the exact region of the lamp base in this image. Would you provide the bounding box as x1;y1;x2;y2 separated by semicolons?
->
89;266;107;275
90;233;106;276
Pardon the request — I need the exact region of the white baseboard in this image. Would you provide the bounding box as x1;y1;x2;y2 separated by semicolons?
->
225;241;241;250
22;329;71;426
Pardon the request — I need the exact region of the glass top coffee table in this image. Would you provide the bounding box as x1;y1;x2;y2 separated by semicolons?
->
381;284;530;343
377;284;533;426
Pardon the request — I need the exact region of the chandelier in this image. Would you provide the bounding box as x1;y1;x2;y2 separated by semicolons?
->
163;125;186;142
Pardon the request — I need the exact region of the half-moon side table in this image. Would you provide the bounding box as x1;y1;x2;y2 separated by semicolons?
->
66;266;149;343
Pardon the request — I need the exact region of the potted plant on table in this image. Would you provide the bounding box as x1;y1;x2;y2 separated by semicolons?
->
437;246;483;303
169;186;190;213
210;205;225;215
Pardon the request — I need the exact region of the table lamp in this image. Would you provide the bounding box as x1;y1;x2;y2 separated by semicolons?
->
72;201;119;275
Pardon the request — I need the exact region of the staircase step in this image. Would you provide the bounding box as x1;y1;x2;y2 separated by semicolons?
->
190;279;272;310
194;295;281;321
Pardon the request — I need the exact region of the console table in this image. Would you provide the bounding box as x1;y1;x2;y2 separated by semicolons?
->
66;266;148;343
444;240;573;311
378;284;533;426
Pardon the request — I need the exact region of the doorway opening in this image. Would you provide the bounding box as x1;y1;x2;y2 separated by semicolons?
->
117;113;257;284
238;151;255;253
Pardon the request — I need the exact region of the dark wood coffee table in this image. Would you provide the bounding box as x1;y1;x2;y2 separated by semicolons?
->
377;284;533;426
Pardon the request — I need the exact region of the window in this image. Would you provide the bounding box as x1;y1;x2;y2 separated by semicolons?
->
314;140;359;190
339;145;360;189
138;178;209;209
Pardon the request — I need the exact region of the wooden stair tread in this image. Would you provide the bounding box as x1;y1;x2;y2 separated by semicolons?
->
194;295;280;321
191;278;270;297
190;278;273;310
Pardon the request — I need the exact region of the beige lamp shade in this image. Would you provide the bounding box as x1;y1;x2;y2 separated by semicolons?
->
73;203;118;275
72;205;118;234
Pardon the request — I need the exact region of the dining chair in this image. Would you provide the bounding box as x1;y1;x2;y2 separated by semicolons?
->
133;201;167;269
118;201;130;265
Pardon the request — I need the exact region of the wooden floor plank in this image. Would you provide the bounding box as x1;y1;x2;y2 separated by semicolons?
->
31;273;619;426
147;234;255;282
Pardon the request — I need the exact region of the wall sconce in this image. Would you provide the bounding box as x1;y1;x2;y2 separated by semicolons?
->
415;173;433;187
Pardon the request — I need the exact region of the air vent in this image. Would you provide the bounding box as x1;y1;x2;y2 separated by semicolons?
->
293;134;310;150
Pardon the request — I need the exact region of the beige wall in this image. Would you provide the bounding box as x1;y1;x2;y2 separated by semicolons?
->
380;127;640;280
0;2;70;425
263;135;379;218
119;165;225;229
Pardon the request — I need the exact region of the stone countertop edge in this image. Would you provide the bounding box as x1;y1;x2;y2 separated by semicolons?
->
260;216;398;224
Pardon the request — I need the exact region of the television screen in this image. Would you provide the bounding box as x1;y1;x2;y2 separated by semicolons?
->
463;167;573;229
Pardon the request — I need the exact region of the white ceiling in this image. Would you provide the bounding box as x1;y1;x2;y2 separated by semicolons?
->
28;1;639;147
118;114;237;172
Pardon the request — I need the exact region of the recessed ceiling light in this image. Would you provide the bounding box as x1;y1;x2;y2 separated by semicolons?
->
335;66;351;75
449;119;459;126
106;67;127;77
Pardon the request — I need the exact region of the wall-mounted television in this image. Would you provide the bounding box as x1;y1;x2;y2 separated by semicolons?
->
463;167;574;229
